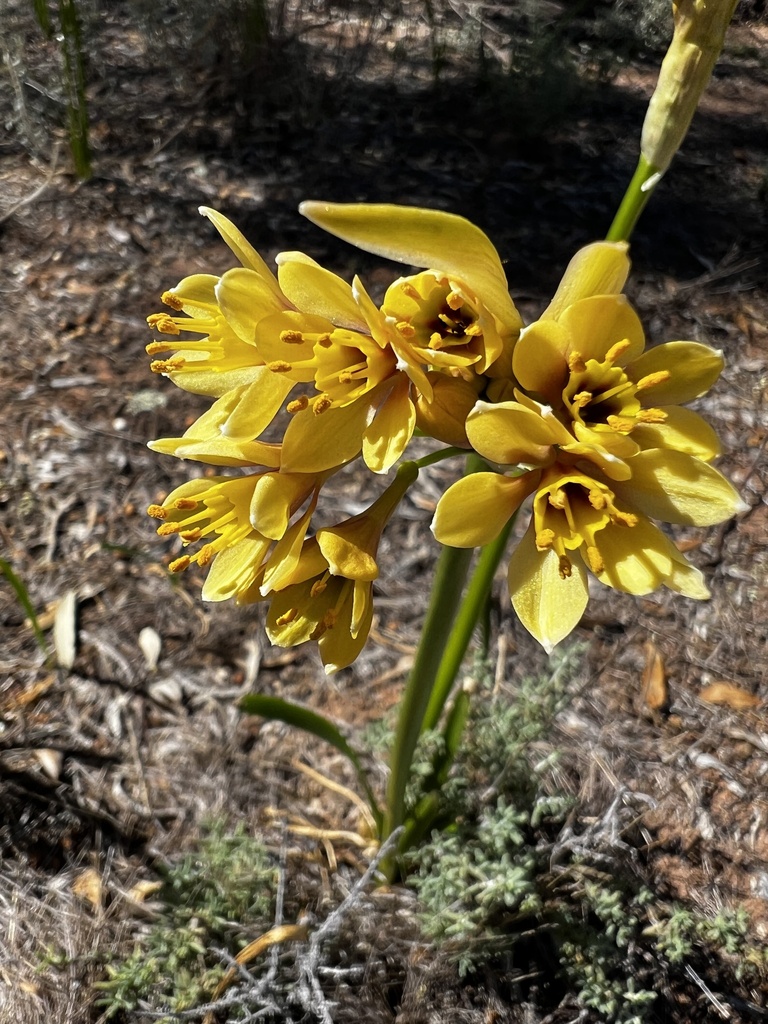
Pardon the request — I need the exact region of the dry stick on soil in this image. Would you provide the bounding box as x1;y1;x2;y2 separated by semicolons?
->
0;142;61;225
148;828;404;1023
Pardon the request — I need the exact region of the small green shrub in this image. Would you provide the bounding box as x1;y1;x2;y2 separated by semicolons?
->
95;819;276;1020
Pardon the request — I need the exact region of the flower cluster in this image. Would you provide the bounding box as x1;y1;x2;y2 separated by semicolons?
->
146;203;743;663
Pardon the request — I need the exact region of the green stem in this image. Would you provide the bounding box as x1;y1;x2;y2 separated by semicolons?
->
606;154;661;243
422;512;515;733
381;455;487;850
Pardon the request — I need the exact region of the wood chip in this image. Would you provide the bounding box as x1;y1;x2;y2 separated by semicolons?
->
642;641;668;711
53;590;77;669
700;682;760;710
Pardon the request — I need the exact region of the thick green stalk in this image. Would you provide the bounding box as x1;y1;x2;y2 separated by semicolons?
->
606;154;660;243
382;539;474;844
421;512;515;733
381;454;489;849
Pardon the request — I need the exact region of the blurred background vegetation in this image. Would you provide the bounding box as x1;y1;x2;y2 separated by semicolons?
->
5;0;765;182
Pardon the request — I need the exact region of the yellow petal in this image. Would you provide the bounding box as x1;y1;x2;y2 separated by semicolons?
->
216;267;285;343
276;257;369;332
557;294;645;364
260;505;317;594
507;525;589;654
281;397;371;472
362;377;415;474
511;319;570;402
541;241;630;321
299;201;523;330
466;401;564;466
626;341;724;405
432;472;537;548
200;207;285;303
594;513;710;599
614;449;746;525
201;536;270;602
171;273;220;316
593;515;674;595
148;434;282;468
632;406;721;462
250;472;315;540
320;588;374;673
317;528;378;582
253;310;332;382
216;371;295;439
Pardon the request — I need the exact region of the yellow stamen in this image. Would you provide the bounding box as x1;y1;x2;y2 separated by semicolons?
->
464;323;483;337
197;544;215;567
287;396;309;414
429;332;444;350
174;498;199;510
280;330;304;344
558;555;572;580
147;504;168;520
150;357;185;373
310;579;328;598
147;313;180;335
548;489;567;510
268;360;292;373
612;510;638;528
605;339;631;364
157;522;182;536
317;334;333;348
313;394;332;415
588;489;607;510
400;283;421;301
338;371;354;385
606;415;635;434
586;545;604;574
637;408;668;423
276;608;298;627
396;321;416;338
446;291;463;310
572;391;592;409
161;291;184;311
536;528;556;550
180;528;202;542
636;370;671;391
568;351;586;374
169;555;192;573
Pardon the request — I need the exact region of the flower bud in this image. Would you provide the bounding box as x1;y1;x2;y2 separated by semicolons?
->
641;0;738;174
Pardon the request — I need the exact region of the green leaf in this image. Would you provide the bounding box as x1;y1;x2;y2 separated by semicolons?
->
239;694;381;829
0;557;51;663
32;0;52;36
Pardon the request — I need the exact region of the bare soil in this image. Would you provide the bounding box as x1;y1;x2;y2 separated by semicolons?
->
1;3;767;1022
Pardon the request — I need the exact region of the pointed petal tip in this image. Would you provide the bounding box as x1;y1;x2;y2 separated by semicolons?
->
736;497;750;515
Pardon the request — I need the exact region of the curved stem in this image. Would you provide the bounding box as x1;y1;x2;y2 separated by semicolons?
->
422;511;516;733
381;454;487;850
382;540;474;843
606;154;661;243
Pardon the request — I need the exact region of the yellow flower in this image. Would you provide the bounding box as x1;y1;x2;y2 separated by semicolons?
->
433;241;745;653
147;469;326;602
146;208;299;440
264;464;417;672
270;201;526;473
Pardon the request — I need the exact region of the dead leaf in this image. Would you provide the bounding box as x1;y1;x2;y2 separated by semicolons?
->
53;590;77;669
71;868;102;908
33;748;63;780
127;880;163;903
138;626;162;671
700;682;760;710
642;641;668;711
